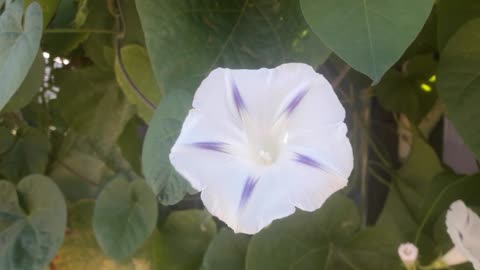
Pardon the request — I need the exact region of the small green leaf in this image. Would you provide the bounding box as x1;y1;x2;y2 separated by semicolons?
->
136;0;330;92
200;228;250;270
114;44;163;123
93;178;157;261
437;18;480;159
300;0;434;82
2;51;44;112
150;210;216;270
118;116;144;175
0;128;50;182
0;0;43;111
0;175;67;270
142;91;195;205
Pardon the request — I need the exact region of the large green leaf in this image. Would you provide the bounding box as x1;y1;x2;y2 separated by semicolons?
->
0;128;50;182
135;0;330;92
147;210;216;270
93;178;158;261
246;194;399;270
114;44;163;123
437;0;480;50
300;0;434;82
0;0;43;111
142;91;195;205
0;175;67;270
2;51;44;112
200;228;250;270
437;19;480;159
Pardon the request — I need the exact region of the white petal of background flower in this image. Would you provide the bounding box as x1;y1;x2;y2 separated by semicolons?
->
170;63;353;234
445;200;480;269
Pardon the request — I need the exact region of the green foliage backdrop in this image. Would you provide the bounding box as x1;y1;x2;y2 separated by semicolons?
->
0;0;479;269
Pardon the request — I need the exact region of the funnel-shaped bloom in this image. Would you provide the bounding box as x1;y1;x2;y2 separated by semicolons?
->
170;63;353;234
440;200;480;269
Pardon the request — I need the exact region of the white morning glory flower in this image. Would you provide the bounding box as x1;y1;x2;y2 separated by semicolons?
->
438;200;480;269
169;63;353;234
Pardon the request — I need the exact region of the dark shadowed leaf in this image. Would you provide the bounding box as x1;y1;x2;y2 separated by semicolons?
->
201;228;250;270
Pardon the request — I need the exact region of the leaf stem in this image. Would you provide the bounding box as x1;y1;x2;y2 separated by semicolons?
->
44;28;119;34
56;160;99;187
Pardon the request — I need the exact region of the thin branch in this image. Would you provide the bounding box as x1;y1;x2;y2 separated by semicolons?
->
112;0;156;110
56;160;99;187
44;28;119;34
332;65;351;88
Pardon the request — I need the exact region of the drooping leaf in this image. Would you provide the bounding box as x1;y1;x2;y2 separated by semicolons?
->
24;0;60;26
246;194;399;270
437;0;480;50
114;44;163;122
0;128;50;182
2;51;44;112
300;0;434;82
93;178;158;261
0;0;43;111
437;19;480;159
0;175;67;270
144;210;216;270
200;228;250;270
136;0;330;93
142;91;195;205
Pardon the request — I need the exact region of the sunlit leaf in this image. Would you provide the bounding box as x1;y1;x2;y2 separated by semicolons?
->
136;0;330;92
93;178;158;261
0;175;67;270
300;0;433;82
0;0;43;111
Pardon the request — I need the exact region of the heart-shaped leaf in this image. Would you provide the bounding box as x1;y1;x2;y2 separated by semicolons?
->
0;174;67;270
0;0;43;111
93;178;158;261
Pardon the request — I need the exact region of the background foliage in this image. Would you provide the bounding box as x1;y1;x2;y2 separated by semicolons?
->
0;0;479;269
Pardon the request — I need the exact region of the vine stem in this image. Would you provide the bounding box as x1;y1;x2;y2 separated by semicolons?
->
44;28;118;34
112;0;156;110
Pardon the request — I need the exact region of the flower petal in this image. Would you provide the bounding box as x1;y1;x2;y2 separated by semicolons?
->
446;200;480;270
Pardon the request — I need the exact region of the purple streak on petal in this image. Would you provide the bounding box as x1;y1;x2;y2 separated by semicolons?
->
191;142;229;154
283;88;309;115
293;152;326;170
239;176;258;208
231;79;246;115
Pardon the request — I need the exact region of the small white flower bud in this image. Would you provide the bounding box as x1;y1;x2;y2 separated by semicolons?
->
398;243;418;268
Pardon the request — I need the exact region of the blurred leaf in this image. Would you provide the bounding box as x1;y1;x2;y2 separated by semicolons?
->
136;0;330;92
2;51;44;112
437;0;480;50
375;54;437;123
0;127;15;154
55;67;134;144
41;0;89;55
118;116;144;175
142;91;195;205
402;12;437;59
0;0;43;111
247;194;399;270
143;210;216;270
437;18;480;159
200;228;249;270
0;128;50;182
24;0;60;26
0;175;67;270
114;44;162;122
301;0;433;82
120;0;145;46
93;178;158;261
55;200;136;270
